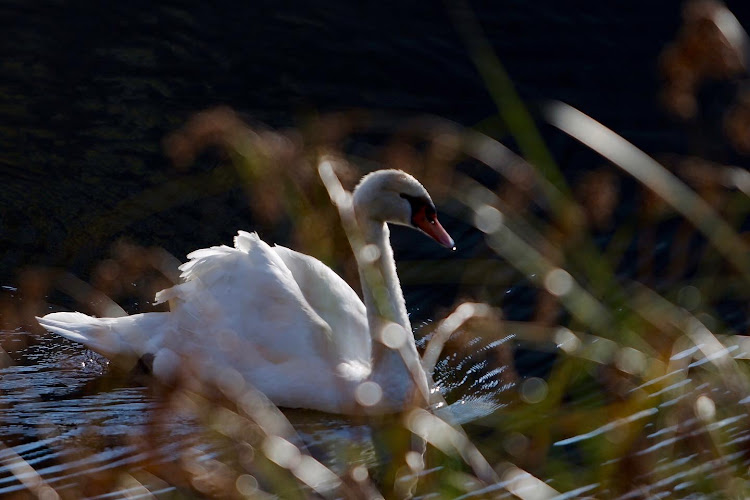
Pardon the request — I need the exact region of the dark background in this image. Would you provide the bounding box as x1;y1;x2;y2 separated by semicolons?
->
2;1;749;283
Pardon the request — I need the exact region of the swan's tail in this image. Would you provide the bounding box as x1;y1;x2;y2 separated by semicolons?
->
37;311;169;360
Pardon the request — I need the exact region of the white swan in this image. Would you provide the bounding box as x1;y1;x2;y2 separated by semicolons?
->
37;169;454;414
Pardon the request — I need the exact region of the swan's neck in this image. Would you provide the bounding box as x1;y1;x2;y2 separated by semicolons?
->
360;221;409;330
358;219;429;409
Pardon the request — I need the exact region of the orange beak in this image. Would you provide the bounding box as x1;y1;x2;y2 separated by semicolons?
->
413;207;455;249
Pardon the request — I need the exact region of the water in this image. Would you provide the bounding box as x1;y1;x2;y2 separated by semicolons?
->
4;0;749;279
0;326;513;496
4;321;750;497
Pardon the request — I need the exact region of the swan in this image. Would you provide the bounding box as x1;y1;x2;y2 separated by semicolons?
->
37;169;454;414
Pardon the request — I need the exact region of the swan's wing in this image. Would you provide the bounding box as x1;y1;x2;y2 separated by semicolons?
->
154;232;335;368
272;244;370;366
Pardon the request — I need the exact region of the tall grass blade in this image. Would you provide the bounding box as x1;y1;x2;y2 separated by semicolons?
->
544;101;750;284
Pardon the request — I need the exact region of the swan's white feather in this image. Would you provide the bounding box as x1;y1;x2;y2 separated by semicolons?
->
157;231;362;409
37;311;168;359
272;244;370;366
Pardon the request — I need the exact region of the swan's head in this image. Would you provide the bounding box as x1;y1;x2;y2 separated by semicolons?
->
353;169;454;248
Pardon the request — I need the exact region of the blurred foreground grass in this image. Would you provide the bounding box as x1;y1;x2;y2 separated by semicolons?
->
3;0;750;498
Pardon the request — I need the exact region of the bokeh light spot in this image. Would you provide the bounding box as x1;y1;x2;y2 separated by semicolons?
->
355;381;383;407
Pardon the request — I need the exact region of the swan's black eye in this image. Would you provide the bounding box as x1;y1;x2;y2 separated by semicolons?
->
400;193;436;227
423;206;437;224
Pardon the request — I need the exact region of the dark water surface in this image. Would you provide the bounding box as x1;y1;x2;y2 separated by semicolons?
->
3;1;750;497
2;0;747;277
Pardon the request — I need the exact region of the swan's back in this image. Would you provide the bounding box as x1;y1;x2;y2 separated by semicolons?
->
272;245;370;366
151;231;371;411
155;232;333;362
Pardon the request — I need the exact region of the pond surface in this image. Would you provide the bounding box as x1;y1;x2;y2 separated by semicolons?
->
6;0;749;279
3;309;750;498
0;322;513;497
